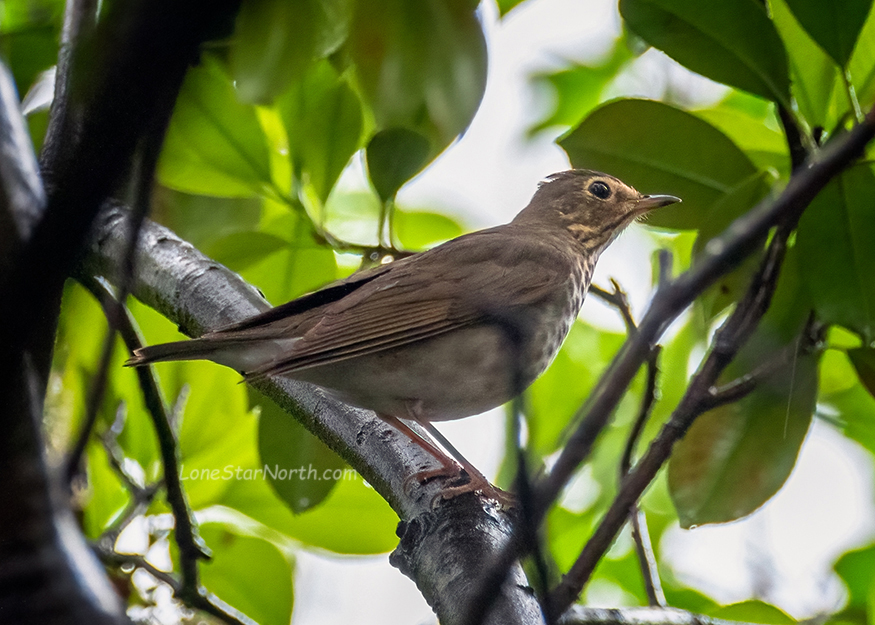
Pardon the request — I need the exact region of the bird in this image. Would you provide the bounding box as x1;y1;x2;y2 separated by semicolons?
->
127;170;680;504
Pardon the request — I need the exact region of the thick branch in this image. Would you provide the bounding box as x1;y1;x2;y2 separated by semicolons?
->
0;55;126;625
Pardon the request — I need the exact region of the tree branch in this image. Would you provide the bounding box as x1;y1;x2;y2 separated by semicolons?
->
560;606;759;625
0;54;126;624
546;216;804;615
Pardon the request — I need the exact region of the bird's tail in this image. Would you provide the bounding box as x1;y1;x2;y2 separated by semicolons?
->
126;339;225;367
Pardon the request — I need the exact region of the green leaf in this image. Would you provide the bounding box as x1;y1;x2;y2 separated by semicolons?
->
349;0;487;147
693;106;788;175
619;0;791;105
82;442;129;539
771;0;842;130
849;347;875;399
220;469;399;553
825;382;875;456
366;127;431;202
252;389;345;513
797;165;875;342
669;350;816;527
171;362;259;509
278;60;364;203
199;523;293;625
560;99;759;229
848;6;875;109
496;0;526;16
206;232;290;272
230;0;350;104
157;57;272;198
529;39;634;135
669;252;816;527
712;601;795;625
231;0;317;103
784;0;874;68
1;24;59;96
820;348;860;395
323;190;383;245
835;544;875;609
394;209;463;250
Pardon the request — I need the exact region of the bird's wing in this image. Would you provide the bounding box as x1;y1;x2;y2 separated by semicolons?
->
204;260;395;338
245;227;573;379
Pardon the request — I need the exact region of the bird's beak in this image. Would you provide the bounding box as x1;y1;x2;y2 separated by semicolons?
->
636;194;681;213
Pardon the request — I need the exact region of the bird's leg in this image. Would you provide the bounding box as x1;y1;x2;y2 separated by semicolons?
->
416;419;515;508
395;400;515;507
377;413;465;488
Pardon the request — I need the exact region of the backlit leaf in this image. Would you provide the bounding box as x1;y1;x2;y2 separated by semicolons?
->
619;0;791;105
530;39;634;135
784;0;874;67
279;60;363;203
158;58;272;198
348;0;487;148
669;251;816;527
199;523;293;625
771;0;842;129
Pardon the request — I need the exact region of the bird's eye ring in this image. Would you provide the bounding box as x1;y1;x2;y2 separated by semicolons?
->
589;181;611;200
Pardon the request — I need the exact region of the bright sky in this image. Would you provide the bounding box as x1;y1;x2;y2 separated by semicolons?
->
296;0;875;622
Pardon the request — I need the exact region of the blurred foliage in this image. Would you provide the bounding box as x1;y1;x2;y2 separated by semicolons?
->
10;0;875;621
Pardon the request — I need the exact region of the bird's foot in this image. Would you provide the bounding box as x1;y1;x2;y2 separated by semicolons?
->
403;463;464;496
435;473;516;510
405;465;515;509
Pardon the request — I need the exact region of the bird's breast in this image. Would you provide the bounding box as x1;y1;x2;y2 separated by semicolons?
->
519;258;591;385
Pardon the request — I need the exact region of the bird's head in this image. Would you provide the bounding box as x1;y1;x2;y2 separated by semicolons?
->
513;169;680;252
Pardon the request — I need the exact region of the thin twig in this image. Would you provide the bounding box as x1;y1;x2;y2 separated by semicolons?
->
311;228;416;261
64;316;118;483
620;348;661;479
699;338;807;412
95;406;162;548
590;280;635;333
80;277;211;584
95;550;257;625
592;279;665;605
621;349;664;607
628;509;665;607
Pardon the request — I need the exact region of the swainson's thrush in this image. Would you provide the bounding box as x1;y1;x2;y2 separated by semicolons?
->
128;170;679;501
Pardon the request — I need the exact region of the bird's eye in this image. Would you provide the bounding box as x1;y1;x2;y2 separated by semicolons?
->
589;181;611;199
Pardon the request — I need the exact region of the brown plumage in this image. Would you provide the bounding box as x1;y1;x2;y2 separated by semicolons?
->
128;170;679;502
